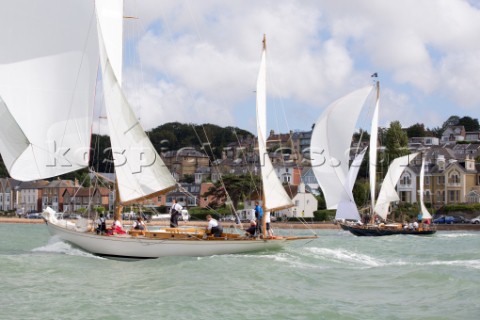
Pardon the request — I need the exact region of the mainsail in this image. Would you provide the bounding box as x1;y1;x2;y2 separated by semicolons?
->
374;153;419;220
256;36;294;212
311;86;374;220
96;0;176;204
369;82;380;213
0;0;99;180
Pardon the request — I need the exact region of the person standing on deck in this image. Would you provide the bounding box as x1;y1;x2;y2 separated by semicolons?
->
254;201;263;235
170;199;183;228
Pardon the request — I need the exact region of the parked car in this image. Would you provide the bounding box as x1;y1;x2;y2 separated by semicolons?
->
26;212;42;219
471;215;480;224
452;215;469;224
433;216;455;224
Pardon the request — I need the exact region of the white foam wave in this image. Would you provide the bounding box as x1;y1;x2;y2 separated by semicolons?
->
438;232;479;238
32;236;103;259
422;259;480;269
306;247;387;267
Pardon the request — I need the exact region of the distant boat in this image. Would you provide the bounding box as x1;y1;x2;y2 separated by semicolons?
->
310;80;435;236
339;154;437;236
0;1;315;258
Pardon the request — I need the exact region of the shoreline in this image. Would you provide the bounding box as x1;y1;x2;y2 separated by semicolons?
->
2;217;480;231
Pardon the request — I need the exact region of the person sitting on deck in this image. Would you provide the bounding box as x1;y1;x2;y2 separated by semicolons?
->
111;218;126;235
95;213;107;235
205;214;223;237
413;221;419;230
132;217;146;230
245;220;257;237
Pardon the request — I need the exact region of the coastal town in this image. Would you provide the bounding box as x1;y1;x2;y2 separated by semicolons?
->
1;119;480;224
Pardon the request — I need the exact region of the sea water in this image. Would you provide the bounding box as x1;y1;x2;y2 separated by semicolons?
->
0;224;479;320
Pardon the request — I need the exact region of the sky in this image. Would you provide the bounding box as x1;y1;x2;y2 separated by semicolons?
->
95;0;480;135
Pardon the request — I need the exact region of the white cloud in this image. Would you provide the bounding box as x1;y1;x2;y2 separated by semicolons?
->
112;0;480;133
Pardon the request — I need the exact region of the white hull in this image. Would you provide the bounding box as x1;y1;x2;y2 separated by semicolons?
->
44;220;287;259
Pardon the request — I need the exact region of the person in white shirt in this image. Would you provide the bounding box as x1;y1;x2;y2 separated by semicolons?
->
169;199;183;227
205;214;223;237
265;211;274;237
95;213;106;235
133;217;146;230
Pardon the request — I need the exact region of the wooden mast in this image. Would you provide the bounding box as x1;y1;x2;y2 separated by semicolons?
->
370;80;380;224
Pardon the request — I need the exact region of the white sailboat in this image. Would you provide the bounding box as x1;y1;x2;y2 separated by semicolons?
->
0;1;315;258
310;81;434;236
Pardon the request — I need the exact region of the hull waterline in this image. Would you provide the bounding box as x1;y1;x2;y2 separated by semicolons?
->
339;223;436;237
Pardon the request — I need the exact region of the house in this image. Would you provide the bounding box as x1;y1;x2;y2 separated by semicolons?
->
441;125;466;142
62;186;110;213
277;183;317;218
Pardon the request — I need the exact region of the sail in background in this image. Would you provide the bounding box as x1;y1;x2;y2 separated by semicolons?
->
255;36;293;212
374;153;419;220
311;86;374;220
419;156;432;220
0;0;99;181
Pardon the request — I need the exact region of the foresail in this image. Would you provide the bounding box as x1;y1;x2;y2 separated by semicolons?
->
311;86;374;215
419;156;432;219
96;1;177;204
347;147;367;191
0;0;99;181
374;153;419;220
256;38;293;212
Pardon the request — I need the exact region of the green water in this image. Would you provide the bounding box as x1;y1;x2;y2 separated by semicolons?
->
0;224;479;320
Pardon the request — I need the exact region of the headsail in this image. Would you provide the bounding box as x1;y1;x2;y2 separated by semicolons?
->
256;36;293;212
311;85;374;220
374;153;419;220
0;0;99;181
96;0;177;204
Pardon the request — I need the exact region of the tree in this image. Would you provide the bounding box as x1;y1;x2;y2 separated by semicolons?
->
202;174;261;210
406;123;426;138
442;115;460;129
384;121;409;163
458;116;479;131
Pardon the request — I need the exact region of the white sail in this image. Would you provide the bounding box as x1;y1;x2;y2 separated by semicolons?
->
96;1;177;204
334;147;368;221
369;83;380;212
419;156;432;220
256;37;294;212
374;153;419;220
0;0;99;180
311;86;374;220
347;147;367;191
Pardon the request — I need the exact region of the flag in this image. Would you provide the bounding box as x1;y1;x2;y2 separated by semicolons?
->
371;72;378;77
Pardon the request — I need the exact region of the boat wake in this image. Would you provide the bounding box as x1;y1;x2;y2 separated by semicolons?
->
32;236;103;259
